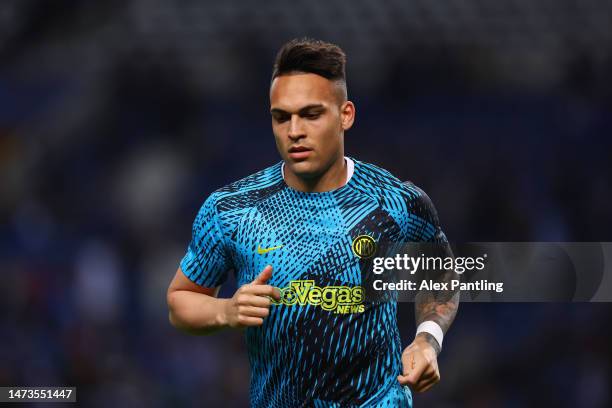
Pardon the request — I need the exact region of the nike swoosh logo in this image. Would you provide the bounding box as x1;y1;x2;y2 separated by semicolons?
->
257;244;284;255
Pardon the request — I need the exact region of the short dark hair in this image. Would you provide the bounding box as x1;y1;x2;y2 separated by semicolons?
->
272;38;347;99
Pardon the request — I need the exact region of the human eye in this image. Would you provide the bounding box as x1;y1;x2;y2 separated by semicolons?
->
303;111;322;120
272;113;290;123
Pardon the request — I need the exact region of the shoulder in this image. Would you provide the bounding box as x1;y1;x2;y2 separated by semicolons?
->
400;181;440;225
352;158;440;222
351;159;422;202
215;161;284;196
196;161;285;222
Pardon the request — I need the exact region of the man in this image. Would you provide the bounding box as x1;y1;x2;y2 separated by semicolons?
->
167;38;459;407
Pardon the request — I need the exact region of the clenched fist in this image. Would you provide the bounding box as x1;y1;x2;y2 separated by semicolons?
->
397;334;441;393
223;265;281;328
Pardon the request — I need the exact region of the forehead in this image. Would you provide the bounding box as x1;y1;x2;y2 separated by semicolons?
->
270;73;337;109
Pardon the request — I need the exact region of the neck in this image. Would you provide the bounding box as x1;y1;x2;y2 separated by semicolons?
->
284;156;347;193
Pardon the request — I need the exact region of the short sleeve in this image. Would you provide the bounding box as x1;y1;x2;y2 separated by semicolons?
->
417;190;448;244
404;182;454;265
180;194;232;287
404;182;448;244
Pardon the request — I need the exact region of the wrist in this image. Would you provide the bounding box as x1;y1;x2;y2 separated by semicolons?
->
415;332;441;356
415;320;444;354
216;298;231;328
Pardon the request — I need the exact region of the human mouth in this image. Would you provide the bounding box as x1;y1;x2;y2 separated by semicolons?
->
288;146;312;160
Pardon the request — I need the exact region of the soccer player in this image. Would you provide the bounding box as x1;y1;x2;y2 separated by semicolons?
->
167;38;459;407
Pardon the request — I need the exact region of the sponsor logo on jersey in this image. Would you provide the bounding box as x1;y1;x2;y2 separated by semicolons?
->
272;280;365;314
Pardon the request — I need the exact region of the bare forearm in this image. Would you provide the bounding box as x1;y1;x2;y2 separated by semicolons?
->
415;289;459;333
167;290;229;335
414;269;460;354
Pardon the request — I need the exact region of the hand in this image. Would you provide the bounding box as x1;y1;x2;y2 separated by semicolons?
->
397;333;441;393
223;265;280;328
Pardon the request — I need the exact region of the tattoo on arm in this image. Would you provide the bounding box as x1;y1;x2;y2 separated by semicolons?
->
414;260;460;354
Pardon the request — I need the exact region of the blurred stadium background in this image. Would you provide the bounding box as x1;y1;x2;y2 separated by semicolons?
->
1;1;611;406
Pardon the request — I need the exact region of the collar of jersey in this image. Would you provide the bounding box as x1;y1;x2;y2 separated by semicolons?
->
280;156;356;195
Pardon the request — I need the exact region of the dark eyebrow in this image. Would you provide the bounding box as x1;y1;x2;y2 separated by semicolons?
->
270;104;326;115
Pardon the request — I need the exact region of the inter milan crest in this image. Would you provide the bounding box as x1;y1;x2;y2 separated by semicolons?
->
351;235;377;259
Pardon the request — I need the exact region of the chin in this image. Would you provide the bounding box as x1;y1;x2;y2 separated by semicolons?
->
287;160;320;178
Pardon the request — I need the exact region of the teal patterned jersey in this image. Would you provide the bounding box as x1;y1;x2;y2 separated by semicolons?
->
181;158;446;407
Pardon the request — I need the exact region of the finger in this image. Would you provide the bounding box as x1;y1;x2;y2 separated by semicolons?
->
413;368;440;392
404;360;428;387
237;316;264;327
239;295;272;308
412;364;437;381
414;376;440;393
397;375;411;386
244;284;280;300
397;371;421;387
397;354;415;386
252;265;273;285
414;380;437;393
238;306;270;319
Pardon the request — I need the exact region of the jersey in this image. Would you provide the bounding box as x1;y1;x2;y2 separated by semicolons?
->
180;157;447;407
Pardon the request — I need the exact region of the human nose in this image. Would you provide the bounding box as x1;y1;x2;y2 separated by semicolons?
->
288;115;305;141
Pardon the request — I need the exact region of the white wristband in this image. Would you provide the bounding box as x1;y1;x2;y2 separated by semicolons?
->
416;321;444;350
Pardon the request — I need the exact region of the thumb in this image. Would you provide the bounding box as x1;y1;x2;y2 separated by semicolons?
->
397;352;419;386
252;265;273;285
